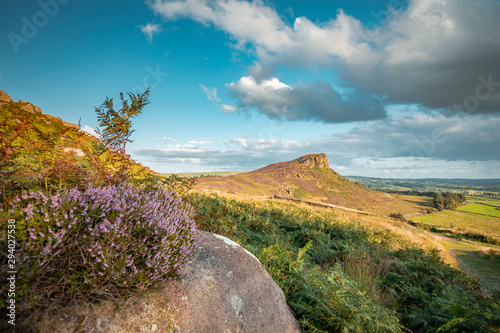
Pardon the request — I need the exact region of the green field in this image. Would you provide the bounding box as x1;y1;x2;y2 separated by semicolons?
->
467;196;500;208
408;196;500;290
456;202;500;217
412;209;500;240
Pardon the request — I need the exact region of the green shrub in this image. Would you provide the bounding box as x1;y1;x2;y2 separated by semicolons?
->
189;193;500;333
257;242;402;332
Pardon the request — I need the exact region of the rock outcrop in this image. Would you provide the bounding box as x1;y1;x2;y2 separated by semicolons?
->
18;99;43;114
0;89;79;129
36;231;302;332
296;153;329;169
0;89;13;105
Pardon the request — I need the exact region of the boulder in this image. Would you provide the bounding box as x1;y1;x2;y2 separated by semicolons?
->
19;101;42;114
0;89;13;103
0;89;13;108
35;231;302;333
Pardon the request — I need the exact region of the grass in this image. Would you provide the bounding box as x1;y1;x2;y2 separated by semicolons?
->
468;197;500;208
161;171;248;178
412;207;500;288
412;209;500;240
188;192;500;332
293;185;308;199
457;202;500;218
442;238;500;290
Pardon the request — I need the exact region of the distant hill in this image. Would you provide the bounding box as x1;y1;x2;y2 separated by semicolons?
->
196;153;431;215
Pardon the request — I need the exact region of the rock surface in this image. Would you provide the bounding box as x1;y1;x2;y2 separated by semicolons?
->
0;89;79;129
0;89;13;105
19;101;43;114
36;231;302;332
296;153;329;169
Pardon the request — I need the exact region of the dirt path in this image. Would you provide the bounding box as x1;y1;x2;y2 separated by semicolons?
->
436;235;500;290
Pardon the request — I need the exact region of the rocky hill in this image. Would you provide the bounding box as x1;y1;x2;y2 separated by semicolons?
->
196;153;431;215
0;89;80;129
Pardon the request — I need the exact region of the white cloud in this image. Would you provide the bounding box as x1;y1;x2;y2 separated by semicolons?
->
188;139;212;145
228;76;386;122
134;113;500;177
140;23;162;42
150;0;292;52
81;125;99;138
221;104;236;113
200;83;220;101
150;0;500;114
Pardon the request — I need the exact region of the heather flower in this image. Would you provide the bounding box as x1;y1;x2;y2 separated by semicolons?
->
11;182;202;303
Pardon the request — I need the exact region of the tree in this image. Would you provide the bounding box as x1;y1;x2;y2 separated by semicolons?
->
95;88;150;152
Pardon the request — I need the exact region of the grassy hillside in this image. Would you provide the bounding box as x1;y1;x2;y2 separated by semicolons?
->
2;93;499;332
189;193;500;332
0;99;156;205
196;153;433;215
413;210;500;241
411;196;500;290
161;171;248;178
468;197;500;208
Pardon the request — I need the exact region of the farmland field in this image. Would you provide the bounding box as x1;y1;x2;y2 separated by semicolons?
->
467;196;500;208
456;202;500;217
412;209;500;240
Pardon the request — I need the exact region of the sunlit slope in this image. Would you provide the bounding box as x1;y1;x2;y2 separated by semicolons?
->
196;153;431;215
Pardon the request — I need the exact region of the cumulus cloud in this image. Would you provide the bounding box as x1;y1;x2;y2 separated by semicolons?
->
140;23;162;42
228;76;386;122
150;0;292;52
150;0;500;115
330;114;500;162
188;138;212;145
134;113;499;175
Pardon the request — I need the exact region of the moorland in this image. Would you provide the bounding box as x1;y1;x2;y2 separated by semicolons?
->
1;90;499;332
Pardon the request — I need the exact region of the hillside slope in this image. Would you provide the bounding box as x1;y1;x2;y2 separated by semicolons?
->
196;153;431;215
0;89;156;204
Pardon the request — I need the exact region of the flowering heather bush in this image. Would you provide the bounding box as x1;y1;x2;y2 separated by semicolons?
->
9;183;202;310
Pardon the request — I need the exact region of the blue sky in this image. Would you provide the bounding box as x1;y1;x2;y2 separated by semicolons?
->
1;0;499;178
